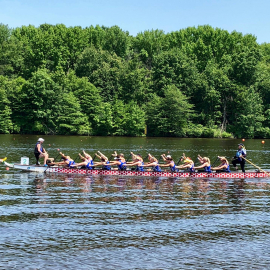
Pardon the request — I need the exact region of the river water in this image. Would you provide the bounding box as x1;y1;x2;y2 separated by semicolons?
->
0;135;270;269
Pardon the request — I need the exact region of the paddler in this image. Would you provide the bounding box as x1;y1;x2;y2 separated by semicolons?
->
128;152;143;163
95;151;111;170
125;153;144;171
211;156;230;172
194;155;211;172
108;152;126;171
159;154;178;172
176;157;195;172
50;152;75;168
70;150;95;169
141;153;161;172
34;138;49;166
232;143;246;172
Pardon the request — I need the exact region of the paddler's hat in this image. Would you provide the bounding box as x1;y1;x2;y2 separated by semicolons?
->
238;143;244;147
38;138;45;142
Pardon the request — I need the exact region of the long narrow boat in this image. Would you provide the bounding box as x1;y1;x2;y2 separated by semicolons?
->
3;161;269;179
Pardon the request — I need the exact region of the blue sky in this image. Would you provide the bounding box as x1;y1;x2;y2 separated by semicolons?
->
1;0;269;44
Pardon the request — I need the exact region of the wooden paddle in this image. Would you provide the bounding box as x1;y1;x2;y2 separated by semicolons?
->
242;157;270;177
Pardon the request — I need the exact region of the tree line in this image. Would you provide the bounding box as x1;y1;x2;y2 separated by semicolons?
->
0;23;270;138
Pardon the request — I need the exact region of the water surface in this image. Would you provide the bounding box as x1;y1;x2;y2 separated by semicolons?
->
0;135;270;269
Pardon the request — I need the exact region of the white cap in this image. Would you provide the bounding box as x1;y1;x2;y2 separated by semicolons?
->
38;138;45;142
166;155;172;159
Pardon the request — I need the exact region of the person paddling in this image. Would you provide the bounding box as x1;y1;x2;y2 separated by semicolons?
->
232;143;246;172
34;138;49;166
95;151;111;170
50;152;75;168
108;152;127;171
194;155;211;173
159;154;178;172
125;154;144;171
176;157;195;172
141;153;161;172
212;156;230;172
70;151;94;169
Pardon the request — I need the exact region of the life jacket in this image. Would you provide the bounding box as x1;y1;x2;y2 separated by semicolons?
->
136;161;144;171
152;162;161;172
236;149;246;161
117;160;126;171
86;160;94;169
170;162;178;172
67;159;75;167
103;161;111;170
225;164;230;172
189;164;195;172
34;142;43;154
204;165;211;173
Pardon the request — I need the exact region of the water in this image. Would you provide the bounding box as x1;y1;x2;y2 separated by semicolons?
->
0;135;270;269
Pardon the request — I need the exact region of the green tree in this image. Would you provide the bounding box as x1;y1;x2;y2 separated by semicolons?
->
55;91;90;135
132;29;169;69
146;85;193;136
0;76;12;133
111;100;145;136
228;86;264;138
75;46;123;102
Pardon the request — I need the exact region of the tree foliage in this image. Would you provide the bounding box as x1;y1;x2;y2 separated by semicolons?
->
0;23;269;138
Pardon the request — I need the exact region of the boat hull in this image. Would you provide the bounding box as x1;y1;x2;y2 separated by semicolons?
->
4;162;269;178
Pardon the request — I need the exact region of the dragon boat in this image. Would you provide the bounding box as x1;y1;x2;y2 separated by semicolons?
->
2;161;269;179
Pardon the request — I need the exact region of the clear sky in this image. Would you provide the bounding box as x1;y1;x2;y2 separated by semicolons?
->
1;0;269;44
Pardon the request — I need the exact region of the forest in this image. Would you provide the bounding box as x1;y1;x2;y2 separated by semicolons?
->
0;23;270;138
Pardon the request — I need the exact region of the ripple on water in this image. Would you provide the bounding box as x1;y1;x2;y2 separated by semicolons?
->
0;172;270;269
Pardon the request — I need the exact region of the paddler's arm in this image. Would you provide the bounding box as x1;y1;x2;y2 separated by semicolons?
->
107;161;119;166
181;153;186;162
70;161;86;167
125;161;140;167
194;163;209;169
176;164;189;169
95;153;102;160
141;162;156;167
211;164;226;171
97;151;108;160
83;150;92;160
161;154;167;161
59;152;69;159
93;161;106;166
159;163;171;167
130;152;137;160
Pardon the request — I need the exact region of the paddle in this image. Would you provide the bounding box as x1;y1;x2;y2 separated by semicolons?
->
0;157;7;163
176;156;184;166
73;154;80;163
211;156;219;167
53;149;61;163
242;157;270;177
125;153;131;163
